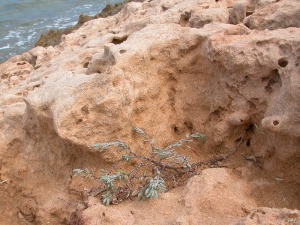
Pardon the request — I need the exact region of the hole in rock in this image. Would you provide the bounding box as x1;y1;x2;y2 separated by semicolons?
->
119;49;126;54
76;119;83;124
161;5;168;12
265;86;272;93
295;56;300;67
180;11;191;21
246;11;253;16
273;120;279;126
33;84;41;89
112;36;128;45
179;11;191;27
17;62;26;66
212;109;221;118
246;124;254;133
244;21;250;29
278;58;288;67
246;138;251;146
83;62;89;68
173;126;180;134
1;74;9;79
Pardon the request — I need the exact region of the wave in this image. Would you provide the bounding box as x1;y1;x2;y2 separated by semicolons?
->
0;0;122;63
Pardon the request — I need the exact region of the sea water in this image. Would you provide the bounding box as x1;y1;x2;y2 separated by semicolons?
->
0;0;122;63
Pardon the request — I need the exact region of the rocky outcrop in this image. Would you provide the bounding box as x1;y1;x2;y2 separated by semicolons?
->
234;207;300;225
0;0;300;224
75;169;256;225
243;0;300;30
35;0;145;48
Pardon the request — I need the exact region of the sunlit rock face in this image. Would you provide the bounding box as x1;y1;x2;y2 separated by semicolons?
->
0;0;299;224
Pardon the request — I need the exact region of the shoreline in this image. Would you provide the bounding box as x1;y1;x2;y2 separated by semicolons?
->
35;0;144;48
0;0;139;64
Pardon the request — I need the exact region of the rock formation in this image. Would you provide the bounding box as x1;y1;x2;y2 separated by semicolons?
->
0;0;299;224
35;0;145;48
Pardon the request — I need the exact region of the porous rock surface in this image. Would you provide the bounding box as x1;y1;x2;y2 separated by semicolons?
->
234;207;300;225
0;0;300;224
75;168;256;225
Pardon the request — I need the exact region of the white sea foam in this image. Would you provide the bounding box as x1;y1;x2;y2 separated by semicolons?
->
0;44;10;50
15;41;25;47
0;0;123;63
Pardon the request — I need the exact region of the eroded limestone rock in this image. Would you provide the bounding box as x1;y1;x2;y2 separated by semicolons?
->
0;0;300;224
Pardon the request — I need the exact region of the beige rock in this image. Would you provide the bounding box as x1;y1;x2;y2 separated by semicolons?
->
78;169;256;225
229;1;247;25
244;0;300;30
233;207;300;225
0;0;299;224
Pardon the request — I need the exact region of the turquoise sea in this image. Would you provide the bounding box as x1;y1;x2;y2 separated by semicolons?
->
0;0;122;63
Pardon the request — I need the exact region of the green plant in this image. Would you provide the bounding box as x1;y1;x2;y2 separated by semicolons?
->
138;175;166;200
73;127;206;206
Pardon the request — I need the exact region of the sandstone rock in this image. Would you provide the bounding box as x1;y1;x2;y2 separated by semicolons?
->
184;168;256;224
77;169;256;225
243;0;300;30
0;0;300;224
229;1;247;25
233;207;300;225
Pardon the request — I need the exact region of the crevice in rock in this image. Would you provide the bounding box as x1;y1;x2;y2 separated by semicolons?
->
25;54;37;68
246;138;251;147
179;11;191;27
184;120;194;132
111;36;128;45
295;56;300;67
70;211;85;225
172;125;181;134
246;11;253;16
263;69;282;93
245;123;255;134
235;137;243;145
